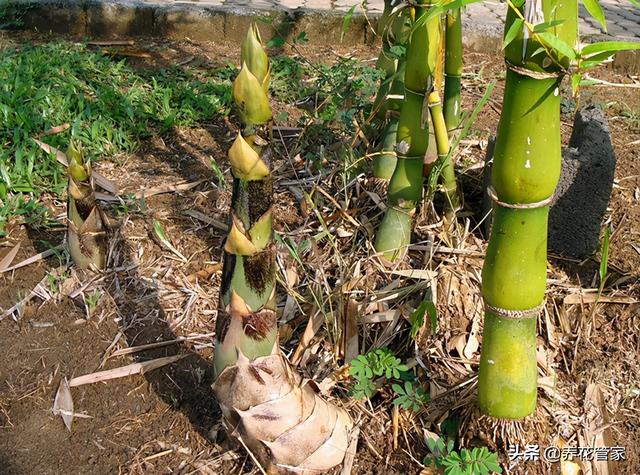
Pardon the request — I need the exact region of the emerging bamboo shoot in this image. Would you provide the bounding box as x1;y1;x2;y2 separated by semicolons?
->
212;23;353;473
66;141;107;270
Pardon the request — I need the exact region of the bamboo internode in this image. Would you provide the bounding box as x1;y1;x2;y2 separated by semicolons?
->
478;0;578;419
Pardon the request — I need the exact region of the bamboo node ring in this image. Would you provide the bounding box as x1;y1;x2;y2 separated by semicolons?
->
398;154;425;161
484;300;543;320
404;86;426;97
487;186;553;209
505;60;565;80
388;205;414;216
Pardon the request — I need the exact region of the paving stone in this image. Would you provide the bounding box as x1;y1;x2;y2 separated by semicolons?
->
303;0;331;9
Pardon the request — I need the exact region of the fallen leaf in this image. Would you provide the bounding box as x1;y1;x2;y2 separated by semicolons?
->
387;269;438;281
53;377;74;431
463;317;480;360
343;298;359;363
0;242;21;272
563;292;636;305
68;354;187;387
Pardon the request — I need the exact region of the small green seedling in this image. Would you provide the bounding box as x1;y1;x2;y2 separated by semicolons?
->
392;380;430;411
84;290;102;314
349;347;408;399
153;219;187;262
349;347;421;405
424;436;502;475
598;225;611;295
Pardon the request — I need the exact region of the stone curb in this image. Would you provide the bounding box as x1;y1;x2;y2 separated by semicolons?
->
10;0;640;71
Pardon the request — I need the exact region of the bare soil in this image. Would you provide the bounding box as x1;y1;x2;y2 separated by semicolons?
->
1;32;639;475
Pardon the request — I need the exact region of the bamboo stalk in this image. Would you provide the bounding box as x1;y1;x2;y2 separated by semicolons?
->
444;7;463;132
427;90;461;223
374;0;440;261
371;3;409;180
373;119;399;180
478;0;577;419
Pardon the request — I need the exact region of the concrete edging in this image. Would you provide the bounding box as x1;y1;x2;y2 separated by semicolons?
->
9;0;639;72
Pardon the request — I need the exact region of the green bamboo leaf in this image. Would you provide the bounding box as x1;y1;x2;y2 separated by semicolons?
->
153;219;187;262
503;18;524;49
410;293;428;337
571;73;582;95
411;0;484;33
582;40;640;56
581;50;616;69
532;19;565;33
629;0;640;8
341;4;358;43
599;226;611;287
581;0;607;32
537;31;577;61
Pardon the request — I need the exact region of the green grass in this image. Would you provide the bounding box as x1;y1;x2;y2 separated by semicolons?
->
0;40;379;237
0;41;233;236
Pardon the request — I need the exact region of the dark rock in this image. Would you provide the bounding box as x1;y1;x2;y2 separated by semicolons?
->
549;105;616;258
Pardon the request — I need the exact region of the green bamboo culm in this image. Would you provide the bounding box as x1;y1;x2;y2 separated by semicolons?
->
373;119;400;179
478;0;577;419
427;90;461;222
371;0;408;123
66;141;107;270
372;2;410;180
214;23;277;376
374;0;440;261
443;7;463;132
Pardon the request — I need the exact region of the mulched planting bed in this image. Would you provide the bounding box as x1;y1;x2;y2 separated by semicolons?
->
0;30;639;474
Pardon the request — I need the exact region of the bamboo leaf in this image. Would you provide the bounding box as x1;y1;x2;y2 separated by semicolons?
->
580;51;616;69
630;0;640;8
153;219;187;262
341;5;358;43
53;377;74;431
581;0;607;32
532;19;565;32
411;0;484;33
531;46;546;57
0;242;21;272
599;226;611;289
571;73;582;95
582;40;640;56
503;18;524;49
537;31;577;61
